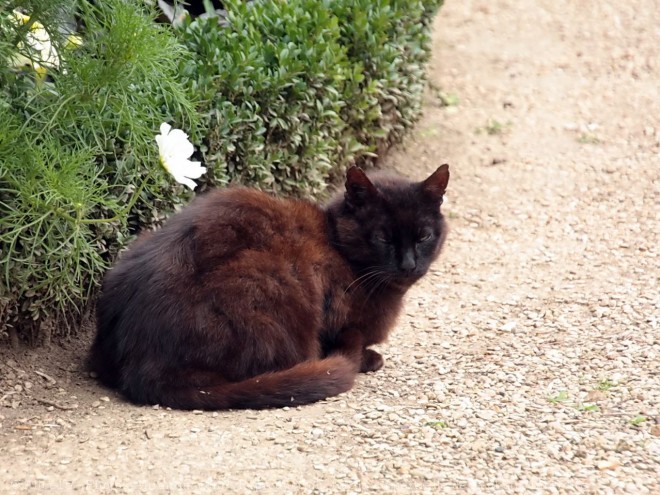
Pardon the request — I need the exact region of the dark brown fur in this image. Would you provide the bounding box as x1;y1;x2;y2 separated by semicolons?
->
90;166;450;410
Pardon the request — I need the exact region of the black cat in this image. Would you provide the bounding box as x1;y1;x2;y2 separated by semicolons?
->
90;165;450;409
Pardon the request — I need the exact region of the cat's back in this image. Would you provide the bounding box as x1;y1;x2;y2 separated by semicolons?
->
189;187;331;268
110;187;328;270
105;186;344;304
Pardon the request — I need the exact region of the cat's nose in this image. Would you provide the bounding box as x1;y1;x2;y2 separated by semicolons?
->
400;250;416;273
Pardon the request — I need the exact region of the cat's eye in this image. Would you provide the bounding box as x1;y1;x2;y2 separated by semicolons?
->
418;232;433;243
375;233;391;244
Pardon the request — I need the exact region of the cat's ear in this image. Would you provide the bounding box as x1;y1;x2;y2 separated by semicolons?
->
345;166;378;207
421;164;450;200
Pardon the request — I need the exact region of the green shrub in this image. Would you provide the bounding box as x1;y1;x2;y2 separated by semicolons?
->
1;0;442;346
0;0;199;344
332;0;444;159
180;0;349;196
179;0;443;196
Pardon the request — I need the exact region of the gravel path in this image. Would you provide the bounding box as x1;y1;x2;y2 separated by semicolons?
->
1;1;659;493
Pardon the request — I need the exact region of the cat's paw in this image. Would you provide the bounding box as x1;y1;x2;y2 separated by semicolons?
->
360;349;384;373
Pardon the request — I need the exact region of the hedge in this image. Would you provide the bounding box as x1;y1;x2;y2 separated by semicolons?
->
0;0;443;346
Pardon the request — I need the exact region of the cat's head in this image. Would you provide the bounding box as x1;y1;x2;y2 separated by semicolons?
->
327;165;450;288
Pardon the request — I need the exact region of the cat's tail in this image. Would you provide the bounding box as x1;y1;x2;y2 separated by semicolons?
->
154;355;358;410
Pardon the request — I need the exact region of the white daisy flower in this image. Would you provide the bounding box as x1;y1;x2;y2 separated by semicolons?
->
155;123;207;190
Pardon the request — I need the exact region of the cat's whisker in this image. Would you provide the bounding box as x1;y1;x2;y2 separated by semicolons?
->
343;268;384;294
361;271;391;307
351;271;386;294
350;267;394;310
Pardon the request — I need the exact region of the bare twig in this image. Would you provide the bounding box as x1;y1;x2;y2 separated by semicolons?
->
36;398;78;410
34;370;57;385
0;391;17;402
